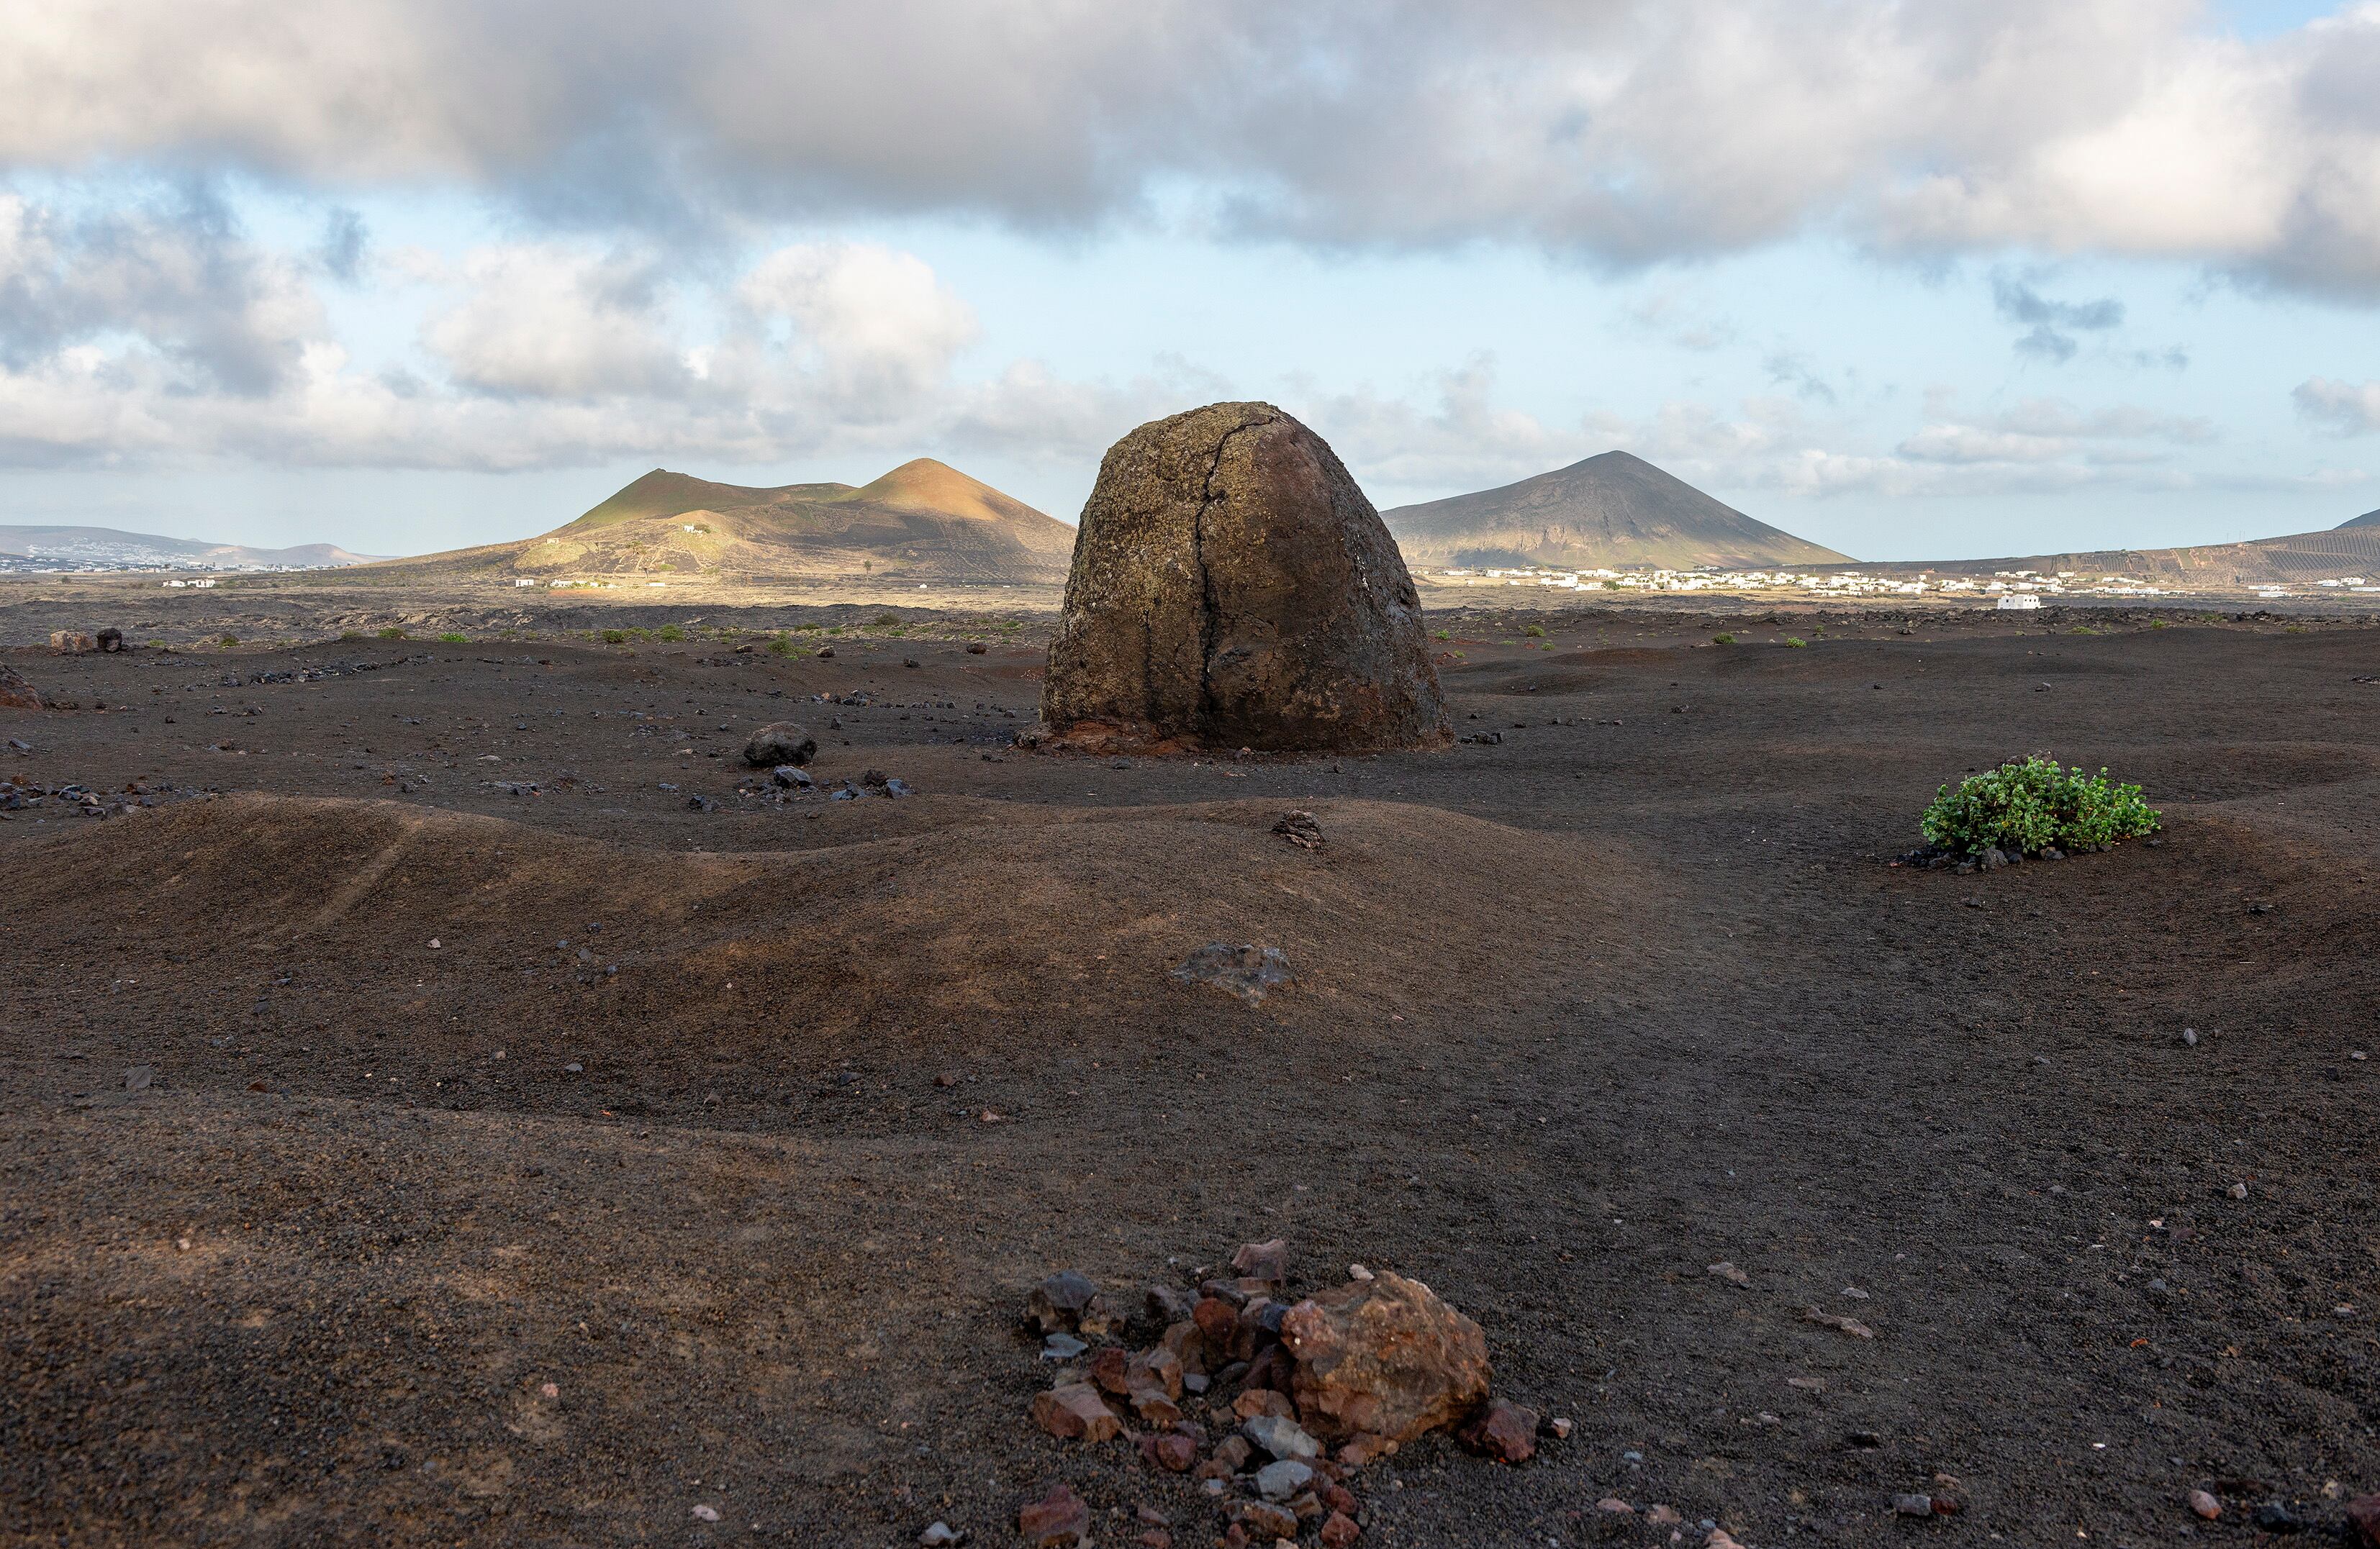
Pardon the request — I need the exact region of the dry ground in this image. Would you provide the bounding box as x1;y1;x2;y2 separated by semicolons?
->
3;586;2378;1548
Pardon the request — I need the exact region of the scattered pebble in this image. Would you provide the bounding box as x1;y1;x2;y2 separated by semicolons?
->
1707;1261;1751;1287
1804;1307;1875;1339
2189;1489;2221;1520
691;1503;720;1522
1893;1494;1934;1517
2229;1182;2250;1199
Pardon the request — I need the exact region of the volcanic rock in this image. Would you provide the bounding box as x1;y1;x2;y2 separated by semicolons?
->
1280;1272;1491;1443
1018;1484;1092;1547
0;666;42;710
1031;1382;1121;1443
742;723;816;768
1457;1397;1538;1464
1028;1269;1098;1333
2345;1493;2379;1547
50;631;97;655
1040;401;1448;753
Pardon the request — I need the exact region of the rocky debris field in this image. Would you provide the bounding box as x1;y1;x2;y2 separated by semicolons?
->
4;598;2380;1546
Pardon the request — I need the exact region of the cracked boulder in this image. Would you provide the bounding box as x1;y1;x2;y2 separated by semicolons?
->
1040;401;1448;753
0;666;42;711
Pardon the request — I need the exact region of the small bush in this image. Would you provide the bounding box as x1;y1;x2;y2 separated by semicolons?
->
1784;636;1807;648
340;630;364;642
1524;624;1546;638
1713;632;1736;645
874;612;900;627
378;627;406;640
217;634;239;648
2149;619;2170;630
657;625;684;642
1920;755;2160;858
438;632;467;643
601;628;628;645
766;635;795;658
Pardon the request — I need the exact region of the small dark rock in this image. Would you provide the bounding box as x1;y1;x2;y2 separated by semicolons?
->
742;723;816;768
1028;1269;1099;1334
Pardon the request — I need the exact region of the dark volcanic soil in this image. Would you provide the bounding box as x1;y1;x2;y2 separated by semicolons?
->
4;601;2378;1548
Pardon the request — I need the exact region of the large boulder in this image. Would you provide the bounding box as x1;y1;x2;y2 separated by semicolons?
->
1280;1271;1490;1443
1041;402;1447;753
741;723;815;768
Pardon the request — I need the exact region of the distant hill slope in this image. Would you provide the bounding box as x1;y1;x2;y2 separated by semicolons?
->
366;458;1075;585
1855;524;2380;589
2339;509;2380;529
0;525;372;570
1384;451;1850;571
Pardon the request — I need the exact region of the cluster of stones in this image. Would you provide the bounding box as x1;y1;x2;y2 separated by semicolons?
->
0;776;199;819
1018;1240;1553;1549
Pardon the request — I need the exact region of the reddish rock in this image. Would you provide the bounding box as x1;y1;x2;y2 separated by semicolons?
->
1018;1484;1092;1548
1040;402;1449;755
1143;1431;1198;1473
1220;1526;1250;1549
1148;1284;1198;1323
1162;1318;1209;1373
1320;1510;1362;1548
1234;1502;1299;1540
49;631;96;655
1134;1343;1185;1399
1281;1273;1492;1443
1336;1434;1395;1467
1322;1482;1359;1515
1231;1299;1278;1363
2347;1494;2380;1547
1232;1238;1290;1285
1031;1383;1121;1443
1234;1388;1295;1421
1212;1435;1254;1472
0;666;42;711
1457;1398;1538;1464
1139;1532;1172;1549
1130;1387;1183;1427
1193;1296;1240;1347
1090;1346;1132;1396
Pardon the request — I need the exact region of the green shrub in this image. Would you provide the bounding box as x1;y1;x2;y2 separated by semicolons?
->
438;631;468;643
1784;636;1807;648
217;634;239;648
766;635;795;658
874;612;900;627
378;627;406;640
1920;755;2160;858
340;630;364;642
1524;624;1547;638
658;625;684;642
1713;632;1736;645
601;628;628;645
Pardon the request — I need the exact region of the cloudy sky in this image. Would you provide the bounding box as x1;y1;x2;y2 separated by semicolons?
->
3;0;2378;560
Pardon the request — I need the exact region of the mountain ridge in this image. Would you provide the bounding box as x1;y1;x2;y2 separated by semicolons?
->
362;458;1074;585
1383;451;1850;571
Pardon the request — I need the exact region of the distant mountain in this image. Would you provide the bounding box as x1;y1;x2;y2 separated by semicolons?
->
0;524;373;571
2339;509;2380;529
1383;451;1850;571
1857;524;2380;591
368;458;1074;585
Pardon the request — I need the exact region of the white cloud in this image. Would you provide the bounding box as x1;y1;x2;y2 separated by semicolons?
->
736;242;978;419
2294;377;2380;435
4;1;2380;292
422;245;688;399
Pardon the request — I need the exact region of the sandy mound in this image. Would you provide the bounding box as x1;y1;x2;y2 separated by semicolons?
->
12;794;1671;1110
